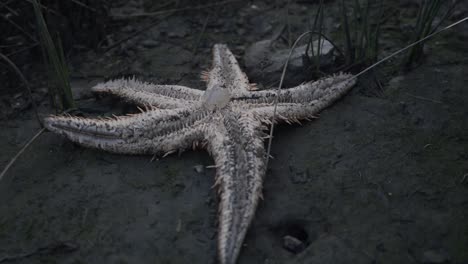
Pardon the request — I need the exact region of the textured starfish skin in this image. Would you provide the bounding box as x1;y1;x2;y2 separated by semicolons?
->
43;44;356;264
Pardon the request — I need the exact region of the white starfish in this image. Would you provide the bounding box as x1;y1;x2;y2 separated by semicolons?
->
43;44;356;264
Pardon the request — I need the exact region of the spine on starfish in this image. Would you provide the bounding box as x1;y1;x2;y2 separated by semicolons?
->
205;44;254;96
205;109;266;264
234;72;355;105
245;73;357;124
92;77;203;109
43;108;210;155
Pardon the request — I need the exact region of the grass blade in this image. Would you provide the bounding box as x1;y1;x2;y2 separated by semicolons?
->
32;0;75;110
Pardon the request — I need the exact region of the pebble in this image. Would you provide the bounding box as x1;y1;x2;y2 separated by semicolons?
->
141;39;159;48
282;235;306;254
193;165;205;174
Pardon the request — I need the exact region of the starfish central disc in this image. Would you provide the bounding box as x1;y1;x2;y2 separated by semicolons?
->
202;85;231;111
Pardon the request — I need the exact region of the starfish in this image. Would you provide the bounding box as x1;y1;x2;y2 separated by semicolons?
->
43;44;356;264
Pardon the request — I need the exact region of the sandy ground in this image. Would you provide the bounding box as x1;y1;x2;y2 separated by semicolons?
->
0;1;467;263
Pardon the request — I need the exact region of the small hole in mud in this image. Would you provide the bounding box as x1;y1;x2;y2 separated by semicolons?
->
284;224;309;242
273;221;310;254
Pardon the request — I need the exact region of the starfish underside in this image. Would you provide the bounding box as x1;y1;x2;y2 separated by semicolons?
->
44;44;356;264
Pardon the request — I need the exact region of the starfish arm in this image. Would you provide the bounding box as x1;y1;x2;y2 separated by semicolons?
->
92;78;203;109
43;107;208;155
204;44;253;96
247;73;357;123
205;109;267;264
250;102;320;124
233;72;355;105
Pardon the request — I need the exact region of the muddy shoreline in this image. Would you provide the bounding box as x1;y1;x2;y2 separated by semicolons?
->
1;1;467;263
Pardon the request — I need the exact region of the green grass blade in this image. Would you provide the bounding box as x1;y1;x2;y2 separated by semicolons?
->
32;0;75;110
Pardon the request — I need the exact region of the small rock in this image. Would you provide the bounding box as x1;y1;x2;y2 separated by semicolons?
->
388;75;405;88
290;235;372;264
10;94;30;111
282;235;306;254
244;37;335;86
193;165;205;174
141;39;159;48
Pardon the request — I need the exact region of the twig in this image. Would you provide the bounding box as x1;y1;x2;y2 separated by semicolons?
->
0;52;41;126
0;128;46;182
23;0;60;15
103;16;170;53
1;15;38;43
0;43;23;48
6;43;39;57
266;31;315;167
111;0;240;19
405;93;442;104
0;241;78;263
70;0;96;12
461;173;468;184
0;1;19;16
192;13;211;55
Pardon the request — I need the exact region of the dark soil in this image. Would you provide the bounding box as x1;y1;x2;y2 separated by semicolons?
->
1;1;467;263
